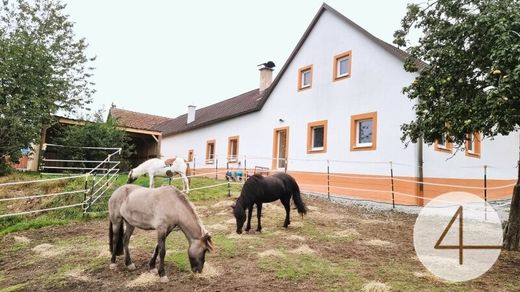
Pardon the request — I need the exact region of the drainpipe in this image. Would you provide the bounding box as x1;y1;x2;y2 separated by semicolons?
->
417;137;425;206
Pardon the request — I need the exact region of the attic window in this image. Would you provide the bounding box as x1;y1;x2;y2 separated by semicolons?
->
298;65;313;90
333;51;351;81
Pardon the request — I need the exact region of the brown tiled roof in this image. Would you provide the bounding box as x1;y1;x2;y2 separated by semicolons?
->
153;4;425;137
156;89;263;136
109;107;172;131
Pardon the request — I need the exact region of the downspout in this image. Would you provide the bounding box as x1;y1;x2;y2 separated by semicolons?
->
417;137;424;206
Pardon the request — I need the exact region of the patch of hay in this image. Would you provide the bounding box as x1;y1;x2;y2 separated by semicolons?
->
285;235;306;241
195;205;208;210
308;211;344;221
362;239;395;247
215;210;231;216
32;244;64;257
289;244;316;255
333;228;360;238
66;268;91;282
413;271;442;282
194;263;220;279
224;218;236;225
362;281;391;292
263;203;284;212
97;249;111;258
126;272;160;288
258;249;284;258
207;223;228;232
306;205;319;211
13;235;30;244
290;221;304;228
211;200;234;208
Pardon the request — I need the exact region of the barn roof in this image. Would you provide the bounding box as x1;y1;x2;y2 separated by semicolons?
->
109;107;172;131
152;3;425;137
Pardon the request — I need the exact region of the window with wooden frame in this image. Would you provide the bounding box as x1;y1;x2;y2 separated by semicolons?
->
205;140;216;164
298;65;313;91
227;136;239;162
465;132;481;158
187;149;194;162
434;134;453;153
350;112;377;151
333;50;352;81
307;120;327;153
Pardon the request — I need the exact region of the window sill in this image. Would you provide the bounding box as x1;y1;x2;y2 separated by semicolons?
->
350;145;376;151
333;74;350;81
298;85;312;91
205;160;215;164
307;148;326;154
465;151;480;158
434;146;452;153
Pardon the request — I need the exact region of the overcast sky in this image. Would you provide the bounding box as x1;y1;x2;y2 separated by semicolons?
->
63;0;416;119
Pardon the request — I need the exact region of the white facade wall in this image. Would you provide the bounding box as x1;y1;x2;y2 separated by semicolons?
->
161;10;518;181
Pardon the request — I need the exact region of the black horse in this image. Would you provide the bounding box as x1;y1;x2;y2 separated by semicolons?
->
232;173;307;234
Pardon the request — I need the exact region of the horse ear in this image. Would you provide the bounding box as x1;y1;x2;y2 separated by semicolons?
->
204;233;214;252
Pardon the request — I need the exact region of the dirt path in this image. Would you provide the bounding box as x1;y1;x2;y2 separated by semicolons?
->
1;196;519;291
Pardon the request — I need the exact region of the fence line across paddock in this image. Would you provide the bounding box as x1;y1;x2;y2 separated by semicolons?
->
0;145;122;219
1;150;516;219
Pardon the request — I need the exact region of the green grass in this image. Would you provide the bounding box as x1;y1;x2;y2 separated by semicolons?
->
165;251;190;272
0;283;26;292
257;252;363;290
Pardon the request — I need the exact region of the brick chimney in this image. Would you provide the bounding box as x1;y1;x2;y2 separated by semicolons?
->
258;61;275;92
187;105;196;124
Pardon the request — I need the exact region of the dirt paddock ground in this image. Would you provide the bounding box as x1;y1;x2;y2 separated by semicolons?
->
1;195;519;291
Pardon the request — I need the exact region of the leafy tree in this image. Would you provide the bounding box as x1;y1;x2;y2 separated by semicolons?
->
0;0;94;175
394;0;520;250
47;110;135;172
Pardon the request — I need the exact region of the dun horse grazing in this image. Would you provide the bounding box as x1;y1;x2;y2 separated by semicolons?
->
232;173;307;234
127;157;191;193
108;185;213;282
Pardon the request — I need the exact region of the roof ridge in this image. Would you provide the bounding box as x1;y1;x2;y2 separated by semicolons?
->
110;107;172;120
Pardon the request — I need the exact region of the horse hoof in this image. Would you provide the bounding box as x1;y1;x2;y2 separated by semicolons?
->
127;263;136;271
109;263;117;270
160;276;169;283
150;268;158;274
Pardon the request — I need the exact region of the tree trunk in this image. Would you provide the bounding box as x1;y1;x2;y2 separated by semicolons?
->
503;160;520;250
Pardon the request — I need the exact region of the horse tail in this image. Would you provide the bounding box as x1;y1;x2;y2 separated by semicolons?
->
289;176;307;216
109;220;124;256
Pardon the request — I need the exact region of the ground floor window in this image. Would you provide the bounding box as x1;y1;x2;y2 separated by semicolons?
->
350;112;377;151
307;120;327;153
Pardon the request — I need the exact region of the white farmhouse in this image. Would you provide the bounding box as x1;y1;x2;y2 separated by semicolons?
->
153;4;517;205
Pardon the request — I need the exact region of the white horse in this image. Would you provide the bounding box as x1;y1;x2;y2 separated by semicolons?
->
127;157;191;193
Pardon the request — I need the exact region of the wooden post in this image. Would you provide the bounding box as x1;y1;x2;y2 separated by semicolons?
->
390;161;395;209
244;155;247;180
327;160;331;201
484;165;488;220
215;158;218;180
227;161;230;197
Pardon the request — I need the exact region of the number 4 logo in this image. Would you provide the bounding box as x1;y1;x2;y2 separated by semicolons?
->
434;206;502;265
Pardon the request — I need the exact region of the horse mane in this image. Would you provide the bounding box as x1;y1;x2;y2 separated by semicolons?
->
237;174;264;207
171;187;208;236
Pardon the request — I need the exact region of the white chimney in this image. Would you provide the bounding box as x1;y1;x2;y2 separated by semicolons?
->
258;61;275;92
187;105;196;124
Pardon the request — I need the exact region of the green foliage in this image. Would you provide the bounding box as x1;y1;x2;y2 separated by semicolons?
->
0;0;94;173
48;110;135;171
394;0;520;145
